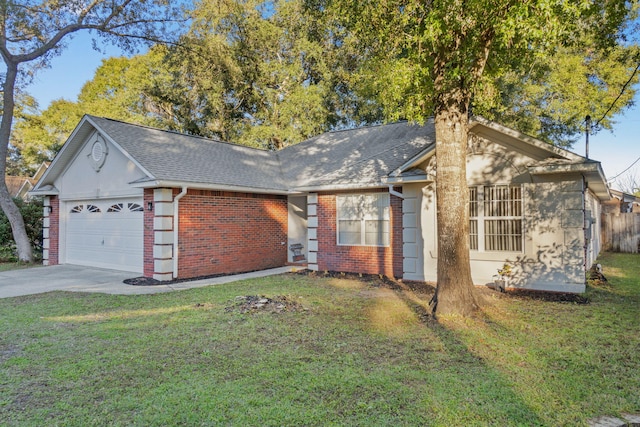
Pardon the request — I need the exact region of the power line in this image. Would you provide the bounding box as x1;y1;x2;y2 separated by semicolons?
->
609;154;640;180
593;61;640;130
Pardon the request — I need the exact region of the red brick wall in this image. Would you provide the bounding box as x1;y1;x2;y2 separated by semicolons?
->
177;190;288;279
143;189;154;277
47;196;60;265
316;190;403;278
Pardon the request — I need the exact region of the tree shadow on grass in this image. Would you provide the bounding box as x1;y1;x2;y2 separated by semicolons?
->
376;280;548;425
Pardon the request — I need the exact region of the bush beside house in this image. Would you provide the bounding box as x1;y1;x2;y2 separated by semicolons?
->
0;197;43;262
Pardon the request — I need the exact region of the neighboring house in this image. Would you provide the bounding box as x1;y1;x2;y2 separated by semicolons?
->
31;115;610;293
603;189;640;214
5;162;49;200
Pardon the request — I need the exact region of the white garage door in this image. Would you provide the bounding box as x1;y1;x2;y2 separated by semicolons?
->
66;198;144;273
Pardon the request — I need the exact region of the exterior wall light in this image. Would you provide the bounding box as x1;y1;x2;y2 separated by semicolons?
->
147;202;153;211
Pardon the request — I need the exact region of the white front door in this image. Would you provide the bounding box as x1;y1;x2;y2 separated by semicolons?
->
65;198;144;273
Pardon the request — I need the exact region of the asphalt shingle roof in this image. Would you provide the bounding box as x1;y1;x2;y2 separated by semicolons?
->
279;122;435;188
89;116;286;191
87;116;436;192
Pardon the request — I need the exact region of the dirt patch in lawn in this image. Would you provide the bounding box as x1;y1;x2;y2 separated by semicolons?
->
224;295;309;314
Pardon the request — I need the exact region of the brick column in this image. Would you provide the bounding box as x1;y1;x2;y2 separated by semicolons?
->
42;196;59;266
153;188;174;281
307;193;319;271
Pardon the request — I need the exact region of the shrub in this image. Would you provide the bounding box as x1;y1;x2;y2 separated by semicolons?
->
0;197;43;262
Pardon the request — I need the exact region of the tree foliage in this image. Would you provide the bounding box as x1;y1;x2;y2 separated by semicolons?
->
0;197;42;262
322;0;638;316
1;0;185;262
11;0;378;167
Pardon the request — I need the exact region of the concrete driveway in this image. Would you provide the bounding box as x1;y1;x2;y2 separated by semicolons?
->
0;264;301;298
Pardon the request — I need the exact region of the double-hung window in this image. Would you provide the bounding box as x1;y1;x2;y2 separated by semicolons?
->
469;185;523;252
337;193;390;246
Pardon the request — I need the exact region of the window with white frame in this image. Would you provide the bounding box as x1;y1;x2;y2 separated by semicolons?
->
469;185;523;252
337;193;390;246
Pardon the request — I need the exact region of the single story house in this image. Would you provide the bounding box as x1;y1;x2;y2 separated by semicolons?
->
603;189;640;214
5;162;49;200
31;115;610;293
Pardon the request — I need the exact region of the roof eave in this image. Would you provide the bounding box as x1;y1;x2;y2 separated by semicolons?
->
528;161;611;200
469;116;585;162
392;144;436;176
291;182;391;193
28;185;59;196
383;174;432;184
130;180;290;195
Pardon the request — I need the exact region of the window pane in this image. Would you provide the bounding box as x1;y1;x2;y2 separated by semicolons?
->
469;187;478;217
336;193;390;246
338;220;361;245
337;195;360;219
365;220;389;246
469;219;478;250
362;194;390;220
485;219;522;251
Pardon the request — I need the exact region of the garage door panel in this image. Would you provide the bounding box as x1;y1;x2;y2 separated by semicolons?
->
65;198;143;273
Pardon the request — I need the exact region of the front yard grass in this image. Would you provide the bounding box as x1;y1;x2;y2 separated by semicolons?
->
1;253;638;426
0;262;36;272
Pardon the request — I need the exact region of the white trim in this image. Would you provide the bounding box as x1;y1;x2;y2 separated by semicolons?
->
131;179;289;195
336;193;391;247
293;183;390;193
469;116;585;162
173;187;188;278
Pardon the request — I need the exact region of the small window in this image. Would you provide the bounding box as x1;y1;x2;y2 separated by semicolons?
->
107;203;143;213
108;203;124;213
70;204;101;213
469;185;522;252
337;193;390;246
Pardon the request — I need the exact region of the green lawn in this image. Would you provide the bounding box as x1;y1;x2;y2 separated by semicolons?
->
1;253;639;426
0;262;36;272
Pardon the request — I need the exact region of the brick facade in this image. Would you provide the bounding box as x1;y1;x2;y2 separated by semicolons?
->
315;190;403;278
44;196;60;265
143;189;155;277
177;190;288;279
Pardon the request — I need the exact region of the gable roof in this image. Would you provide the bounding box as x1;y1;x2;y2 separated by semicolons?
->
87;116;287;192
31;114;609;198
278;121;435;191
5;175;31;197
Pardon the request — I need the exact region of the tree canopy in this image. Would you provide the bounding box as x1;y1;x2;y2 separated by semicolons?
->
320;0;639;316
1;0;186;262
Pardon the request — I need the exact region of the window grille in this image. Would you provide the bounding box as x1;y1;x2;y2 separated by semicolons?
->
337;193;390;246
469;185;522;252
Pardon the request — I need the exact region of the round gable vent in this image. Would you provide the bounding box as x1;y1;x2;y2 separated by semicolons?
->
88;134;108;171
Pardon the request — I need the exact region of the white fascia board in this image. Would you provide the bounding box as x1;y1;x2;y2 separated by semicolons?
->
84;116;156;181
130;180;290;195
391;145;436;177
382;174;432;184
291;182;390;192
28;187;60;196
31;115;94;191
470;116;584;162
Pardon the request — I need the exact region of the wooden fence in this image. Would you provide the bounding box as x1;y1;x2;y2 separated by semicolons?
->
601;213;640;253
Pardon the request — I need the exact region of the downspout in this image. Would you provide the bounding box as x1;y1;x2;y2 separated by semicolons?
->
173;187;188;278
582;176;588;276
388;185;405;199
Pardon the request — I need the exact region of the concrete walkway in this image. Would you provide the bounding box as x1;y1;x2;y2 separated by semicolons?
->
0;264;304;298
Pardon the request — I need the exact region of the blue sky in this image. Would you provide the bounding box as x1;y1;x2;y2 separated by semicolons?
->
26;34;640;191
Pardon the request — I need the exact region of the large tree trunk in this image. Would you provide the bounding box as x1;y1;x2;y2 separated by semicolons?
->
0;61;34;263
431;89;480;317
